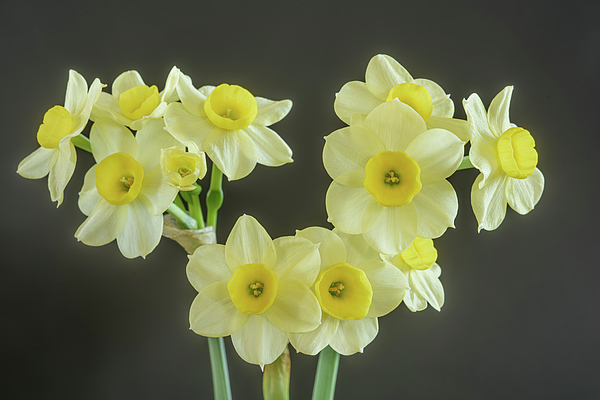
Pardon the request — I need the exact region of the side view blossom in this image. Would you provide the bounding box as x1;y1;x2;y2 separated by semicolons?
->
464;86;544;231
17;70;103;206
160;144;207;191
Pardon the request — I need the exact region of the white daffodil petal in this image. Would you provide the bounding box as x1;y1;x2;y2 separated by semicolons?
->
176;73;207;117
470;139;500;187
296;227;347;271
488;86;514;136
90;118;137;162
135;119;182;172
364;100;426;151
413;180;458;239
330;318;378;356
160;66;180;103
78;165;99;216
137;166;178;216
289;314;339;356
361;260;408;318
48;140;76;206
254;98;292;126
116;201;163;259
334;81;383;125
225;215;277;271
463;94;498;144
17;147;56;179
506;168;544;215
64;70;88;117
405;128;464;185
112;70;145;100
190;281;249;337
72;78;104;134
334;230;380;267
426;115;470;142
326;182;371;235
413;78;454;118
75;198;127;246
404;283;428;312
409;267;444;311
272;236;320;285
187;245;232;292
366;54;413;100
164;102;214;151
91;92;132;126
231;315;288;367
471;173;508;232
266;279;321;333
204;129;258;181
243;125;293;167
361;200;418;255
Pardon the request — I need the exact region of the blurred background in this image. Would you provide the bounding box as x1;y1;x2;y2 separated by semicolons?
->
3;0;599;398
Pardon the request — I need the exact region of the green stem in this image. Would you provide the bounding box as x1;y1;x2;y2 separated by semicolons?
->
166;203;198;230
173;194;186;211
311;346;340;400
206;164;224;230
189;192;206;229
208;337;233;400
71;134;92;153
457;155;474;171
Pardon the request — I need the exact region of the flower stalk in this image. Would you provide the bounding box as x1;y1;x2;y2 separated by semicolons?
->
311;346;340;400
456;155;474;171
263;345;291;400
71;134;92;153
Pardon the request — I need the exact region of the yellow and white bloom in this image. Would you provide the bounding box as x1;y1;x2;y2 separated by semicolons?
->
464;86;544;231
160;144;207;191
75;118;181;258
164;71;293;181
334;54;469;141
289;227;407;356
91;66;179;131
17;70;103;206
324;100;464;255
187;215;321;367
383;238;444;312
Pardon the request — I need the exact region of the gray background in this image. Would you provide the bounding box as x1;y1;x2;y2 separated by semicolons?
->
3;0;599;399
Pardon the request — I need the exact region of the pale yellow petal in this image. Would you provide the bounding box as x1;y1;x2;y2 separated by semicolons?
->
409;266;444;311
413;78;454;118
463;93;497;144
90;118;137;162
78;165;99;216
190;281;249;337
469;138;501;187
272;236;320;285
187;245;232;292
204;129;258;181
505;168;544;215
160;66;180;103
289;314;339;356
412;180;458;239
48;140;76;206
365;54;413;100
334;230;380;267
17;146;56;179
325;182;371;235
361;260;408;318
243;124;293;167
334;81;382;124
64;70;88;117
266;279;321;333
75;198;127;246
361;200;417;255
488;86;514;137
164;102;214;151
91;92;132;126
112;70;145;100
253;97;292;126
426;115;470;142
176;73;208;117
330;318;378;355
295;227;346;272
135;118;182;172
225;215;277;270
363;100;426;151
231;315;288;366
471;173;508;232
71;77;104;134
116;200;163;258
137;166;179;216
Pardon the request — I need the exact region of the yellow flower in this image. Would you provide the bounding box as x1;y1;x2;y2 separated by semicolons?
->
74;118;181;258
91;66;179;130
324;100;464;255
288;227;408;356
464;86;545;231
334;54;469;141
186;215;321;367
17;70;103;206
164;71;293;181
160;145;207;191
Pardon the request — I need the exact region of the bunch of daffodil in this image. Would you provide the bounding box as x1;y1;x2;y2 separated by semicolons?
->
17;70;103;206
464;86;545;231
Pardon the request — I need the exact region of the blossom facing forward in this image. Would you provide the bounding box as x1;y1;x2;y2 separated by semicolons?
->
464;86;544;231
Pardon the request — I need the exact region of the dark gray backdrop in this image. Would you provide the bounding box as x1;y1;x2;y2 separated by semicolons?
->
3;0;599;399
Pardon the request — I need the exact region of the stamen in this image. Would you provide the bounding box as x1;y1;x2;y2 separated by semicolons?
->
222;107;235;120
249;281;264;297
329;281;345;297
178;167;192;177
385;170;400;184
120;177;134;189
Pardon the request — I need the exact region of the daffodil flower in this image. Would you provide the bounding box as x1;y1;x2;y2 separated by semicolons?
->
74;118;181;258
17;70;103;206
334;54;469;141
464;86;545;231
163;71;293;181
160;145;207;191
91;66;179;131
186;215;321;367
288;227;408;356
324;100;464;255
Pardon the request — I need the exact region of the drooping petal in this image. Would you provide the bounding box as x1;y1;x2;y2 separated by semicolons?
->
426;115;470;142
469;138;501;187
361;200;417;255
409;266;444;311
78;165;99;216
231;315;289;366
505;168;544;215
413;78;454;118
190;281;249;337
17;147;56;179
335;230;380;267
112;70;145;100
361;260;408;318
365;54;413;100
254;97;292;126
330;318;378;355
164;102;214;151
137;166;178;216
187;245;232;292
243;125;293;167
463;93;497;144
204;129;258;181
271;236;320;285
135;119;182;172
75;198;127;246
295;227;346;272
334;81;383;124
413;180;458;239
116;200;163;258
48;140;76;206
90;118;137;163
488;86;514;137
266;279;321;333
363;100;426;151
289;314;339;356
325;182;371;235
225;215;277;271
471;173;508;232
176;73;208;117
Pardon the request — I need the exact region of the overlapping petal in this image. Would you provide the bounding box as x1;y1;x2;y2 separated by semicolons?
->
254;98;292;126
90;118;137;162
289;314;340;356
471;173;508;232
412;180;458;239
137;167;178;216
164;102;214;150
361;260;408;318
361;200;418;255
488;86;513;136
330;318;378;355
334;81;382;124
243;125;293;167
271;236;320;285
75;198;128;246
17;147;56;179
326;183;370;235
295;227;347;271
408;265;444;311
266;279;321;333
48;140;76;205
366;54;412;100
187;245;232;292
364;100;426;151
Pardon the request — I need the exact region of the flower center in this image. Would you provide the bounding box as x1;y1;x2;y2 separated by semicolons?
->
227;263;278;315
95;152;145;206
314;262;373;320
37;105;73;149
364;151;422;207
386;83;433;122
497;127;538;179
161;146;205;189
118;85;160;120
401;237;438;271
204;84;257;130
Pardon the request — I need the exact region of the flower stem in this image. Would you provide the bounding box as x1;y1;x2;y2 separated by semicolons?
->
188;186;206;229
206;164;224;230
208;337;233;400
457;155;474;171
166;203;198;230
263;345;291;400
311;346;340;400
71;134;92;153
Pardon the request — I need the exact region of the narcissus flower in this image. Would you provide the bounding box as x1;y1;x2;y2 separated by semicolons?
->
464;86;544;231
289;227;407;356
74;118;181;258
91;66;179;130
334;54;469;141
17;70;103;206
160;145;207;191
383;237;444;312
324;100;464;255
187;215;321;367
164;71;293;181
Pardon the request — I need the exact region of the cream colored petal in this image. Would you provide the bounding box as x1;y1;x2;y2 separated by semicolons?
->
426;116;470;142
137;166;178;216
326;182;371;235
160;66;180;103
505;168;544;215
135;118;182;172
231;315;288;367
78;165;99;216
75;198;127;246
129;102;168;131
471;173;508;232
254;97;292;126
266;279;321;333
403;284;428;312
366;54;413;100
350;113;368;127
334;81;383;124
361;260;408;318
334;230;380;266
116;201;163;258
72;78;104;134
242;124;293;167
413;78;454;118
48;140;76;206
463;93;497;144
469;139;501;188
112;70;145;100
330;318;378;355
272;236;320;285
413;180;458;239
90;92;132;126
289;314;339;356
164;102;214;151
361;200;417;255
176;72;207;117
64;70;88;117
295;227;346;272
225;215;277;271
17;146;56;179
405;128;464;185
364;100;427;151
204;129;258;181
187;244;232;292
409;267;444;311
190;281;249;337
488;86;514;137
90;118;137;162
